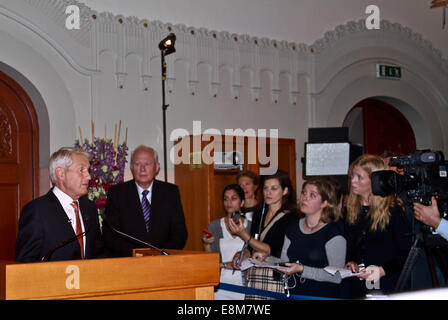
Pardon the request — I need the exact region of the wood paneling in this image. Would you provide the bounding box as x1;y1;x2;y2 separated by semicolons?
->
175;135;296;251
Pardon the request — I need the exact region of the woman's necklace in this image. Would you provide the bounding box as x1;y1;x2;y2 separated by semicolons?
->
304;219;322;232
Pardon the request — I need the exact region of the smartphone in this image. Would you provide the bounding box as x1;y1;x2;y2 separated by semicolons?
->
203;228;212;238
231;211;243;224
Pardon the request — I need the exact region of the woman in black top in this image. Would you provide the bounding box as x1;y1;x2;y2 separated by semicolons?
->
264;177;347;299
230;170;299;258
229;170;299;299
343;154;411;298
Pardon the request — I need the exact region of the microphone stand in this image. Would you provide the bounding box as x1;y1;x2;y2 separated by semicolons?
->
101;214;169;256
161;49;169;182
42;220;89;262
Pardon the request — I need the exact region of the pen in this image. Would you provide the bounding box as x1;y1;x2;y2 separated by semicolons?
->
233;251;243;274
233;239;249;274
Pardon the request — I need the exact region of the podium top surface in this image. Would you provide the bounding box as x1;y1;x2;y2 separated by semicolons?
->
0;250;219;300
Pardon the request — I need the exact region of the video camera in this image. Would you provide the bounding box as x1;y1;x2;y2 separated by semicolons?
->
371;150;448;233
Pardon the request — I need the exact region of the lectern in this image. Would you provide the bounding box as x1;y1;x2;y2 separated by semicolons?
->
0;250;219;300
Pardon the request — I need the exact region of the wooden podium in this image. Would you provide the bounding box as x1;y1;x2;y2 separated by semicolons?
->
0;250;219;300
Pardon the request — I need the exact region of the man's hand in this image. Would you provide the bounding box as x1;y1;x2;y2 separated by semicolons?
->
414;196;442;229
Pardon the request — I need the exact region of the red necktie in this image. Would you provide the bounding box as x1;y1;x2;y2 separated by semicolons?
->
70;201;85;259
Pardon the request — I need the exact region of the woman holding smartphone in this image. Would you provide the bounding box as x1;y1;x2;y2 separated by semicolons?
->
202;184;251;300
229;170;299;299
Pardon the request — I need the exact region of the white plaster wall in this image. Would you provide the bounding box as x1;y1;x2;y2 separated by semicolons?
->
1;0;447;193
311;21;448;152
0;27;76;156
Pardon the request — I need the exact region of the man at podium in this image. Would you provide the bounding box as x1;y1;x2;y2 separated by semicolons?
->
15;147;106;262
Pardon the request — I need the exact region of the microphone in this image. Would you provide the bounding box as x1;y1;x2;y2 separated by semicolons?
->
100;213;169;256
41;216;90;262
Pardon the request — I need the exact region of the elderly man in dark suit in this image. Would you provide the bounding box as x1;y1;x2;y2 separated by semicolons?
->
15;147;106;262
103;145;187;257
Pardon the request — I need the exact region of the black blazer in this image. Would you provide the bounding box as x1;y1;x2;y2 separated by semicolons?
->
15;189;106;262
103;179;188;257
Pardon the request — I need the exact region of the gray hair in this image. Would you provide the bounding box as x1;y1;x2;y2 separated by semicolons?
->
49;147;91;184
130;145;159;164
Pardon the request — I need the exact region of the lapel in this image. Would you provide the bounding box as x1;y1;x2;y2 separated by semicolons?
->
48;188;86;258
47;189;77;238
149;179;163;222
78;197;91;228
150;180;158;210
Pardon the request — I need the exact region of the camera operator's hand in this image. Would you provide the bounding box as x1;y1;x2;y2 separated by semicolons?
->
413;196;442;229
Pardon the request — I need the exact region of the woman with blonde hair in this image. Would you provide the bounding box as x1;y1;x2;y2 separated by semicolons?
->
343;154;411;298
236;170;261;221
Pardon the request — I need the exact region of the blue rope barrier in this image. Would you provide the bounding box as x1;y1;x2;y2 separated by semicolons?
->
217;283;342;300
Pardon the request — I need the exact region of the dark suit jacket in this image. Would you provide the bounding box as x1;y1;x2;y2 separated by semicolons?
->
15;189;106;262
103;179;188;257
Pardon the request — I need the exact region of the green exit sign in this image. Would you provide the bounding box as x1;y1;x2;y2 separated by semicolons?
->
376;64;402;79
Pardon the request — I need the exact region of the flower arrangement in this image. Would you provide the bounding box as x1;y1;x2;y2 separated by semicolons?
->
75;121;128;220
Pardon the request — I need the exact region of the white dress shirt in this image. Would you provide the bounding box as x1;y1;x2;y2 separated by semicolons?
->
436;218;448;241
135;181;153;205
52;186;86;252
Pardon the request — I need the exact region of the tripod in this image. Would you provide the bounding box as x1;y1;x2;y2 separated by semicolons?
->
395;225;448;292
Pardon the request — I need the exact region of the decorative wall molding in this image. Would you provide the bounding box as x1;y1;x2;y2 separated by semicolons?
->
10;1;448;102
18;0;311;104
310;19;448;76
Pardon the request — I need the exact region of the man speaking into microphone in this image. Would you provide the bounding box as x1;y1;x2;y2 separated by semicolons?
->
15;147;106;262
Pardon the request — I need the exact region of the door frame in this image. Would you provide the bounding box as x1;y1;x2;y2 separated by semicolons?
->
0;70;40;203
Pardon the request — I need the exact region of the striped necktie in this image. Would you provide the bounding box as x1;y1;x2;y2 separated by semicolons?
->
70;201;85;259
141;190;151;232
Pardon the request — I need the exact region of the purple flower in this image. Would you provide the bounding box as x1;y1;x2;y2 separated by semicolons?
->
74;137;128;216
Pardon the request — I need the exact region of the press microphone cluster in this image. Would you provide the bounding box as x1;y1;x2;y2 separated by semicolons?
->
100;213;169;256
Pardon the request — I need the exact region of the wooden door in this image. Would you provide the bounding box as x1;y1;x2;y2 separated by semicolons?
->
0;71;39;260
354;98;416;155
174;135;296;251
257;137;296;191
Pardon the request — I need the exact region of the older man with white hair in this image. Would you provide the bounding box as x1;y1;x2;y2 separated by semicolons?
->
103;144;188;257
15;147;106;262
